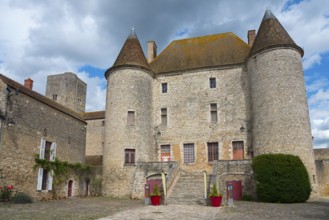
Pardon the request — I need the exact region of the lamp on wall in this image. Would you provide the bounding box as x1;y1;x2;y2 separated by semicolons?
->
240;126;245;132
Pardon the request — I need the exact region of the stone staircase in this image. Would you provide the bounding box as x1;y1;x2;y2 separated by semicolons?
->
167;174;211;205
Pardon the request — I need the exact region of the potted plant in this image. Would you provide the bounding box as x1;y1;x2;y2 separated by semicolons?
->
209;183;222;207
150;184;161;206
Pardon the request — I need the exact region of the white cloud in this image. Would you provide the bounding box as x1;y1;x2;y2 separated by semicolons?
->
308;86;329;148
278;0;329;70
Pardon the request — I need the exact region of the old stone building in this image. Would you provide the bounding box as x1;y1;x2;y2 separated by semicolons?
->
0;74;89;200
0;10;325;202
98;9;318;200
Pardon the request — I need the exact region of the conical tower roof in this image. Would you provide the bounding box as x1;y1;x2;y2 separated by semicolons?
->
105;29;150;78
249;10;303;56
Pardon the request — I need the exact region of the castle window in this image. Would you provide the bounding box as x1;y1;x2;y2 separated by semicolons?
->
124;149;135;165
232;141;244;160
127;111;135;126
162;83;168;93
161;108;167;126
77;98;81;105
52;94;57;101
161;145;170;162
102;121;105;126
37;139;56;191
209;77;216;88
184;143;194;163
210;103;218;122
207;142;219;162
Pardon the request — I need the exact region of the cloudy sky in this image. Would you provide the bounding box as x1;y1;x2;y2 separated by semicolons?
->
0;0;328;148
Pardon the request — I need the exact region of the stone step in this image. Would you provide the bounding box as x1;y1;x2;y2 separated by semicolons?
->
168;174;211;205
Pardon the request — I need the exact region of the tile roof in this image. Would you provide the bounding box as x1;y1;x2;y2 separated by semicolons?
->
0;74;86;123
150;32;250;74
83;111;105;120
105;29;150;78
249;10;303;56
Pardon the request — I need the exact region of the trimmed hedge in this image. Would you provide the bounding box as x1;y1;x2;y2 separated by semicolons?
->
252;154;311;203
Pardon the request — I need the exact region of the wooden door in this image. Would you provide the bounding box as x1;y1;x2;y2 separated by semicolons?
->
68;180;73;197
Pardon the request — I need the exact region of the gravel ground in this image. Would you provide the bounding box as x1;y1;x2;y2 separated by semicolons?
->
0;197;328;220
0;197;144;220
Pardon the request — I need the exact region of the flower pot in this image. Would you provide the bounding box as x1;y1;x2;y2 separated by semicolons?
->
210;196;222;207
150;195;161;206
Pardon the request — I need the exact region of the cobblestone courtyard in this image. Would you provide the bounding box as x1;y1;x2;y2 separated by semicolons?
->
0;197;328;220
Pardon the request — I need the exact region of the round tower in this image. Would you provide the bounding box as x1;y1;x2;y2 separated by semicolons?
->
247;10;317;195
102;29;154;197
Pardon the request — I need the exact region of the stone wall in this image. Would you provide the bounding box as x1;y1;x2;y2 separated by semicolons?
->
0;77;87;200
131;161;178;199
85;118;105;156
153;66;250;172
314;149;329;160
315;160;329;196
247;48;317;195
215;160;254;200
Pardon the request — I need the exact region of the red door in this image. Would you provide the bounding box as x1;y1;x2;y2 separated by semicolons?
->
226;181;242;200
146;179;162;196
68;180;73;197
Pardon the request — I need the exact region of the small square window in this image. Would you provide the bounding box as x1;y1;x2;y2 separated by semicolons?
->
162;83;168;93
210;78;216;88
53;94;57;101
125;149;135;165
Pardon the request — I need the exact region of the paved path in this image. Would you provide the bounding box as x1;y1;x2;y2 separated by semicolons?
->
99;199;329;220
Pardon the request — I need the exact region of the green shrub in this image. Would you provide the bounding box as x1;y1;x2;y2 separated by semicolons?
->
242;194;253;201
252;154;311;203
12;192;33;204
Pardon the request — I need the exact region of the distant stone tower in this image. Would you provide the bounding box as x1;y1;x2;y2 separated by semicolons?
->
102;29;155;197
247;10;317;193
46;72;87;113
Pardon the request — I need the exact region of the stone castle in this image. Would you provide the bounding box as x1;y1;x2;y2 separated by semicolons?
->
0;10;328;201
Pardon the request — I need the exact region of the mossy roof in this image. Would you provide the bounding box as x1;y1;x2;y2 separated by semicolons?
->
150;32;250;74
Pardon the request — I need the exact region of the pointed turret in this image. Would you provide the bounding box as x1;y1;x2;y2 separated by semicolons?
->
105;29;149;78
249;10;303;56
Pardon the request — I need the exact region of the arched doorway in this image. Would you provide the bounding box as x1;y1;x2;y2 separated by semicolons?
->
68;180;73;197
146;174;162;196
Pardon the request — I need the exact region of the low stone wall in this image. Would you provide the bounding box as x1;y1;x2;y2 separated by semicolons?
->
314;149;329;160
215;160;255;200
131;161;178;199
315;159;329;196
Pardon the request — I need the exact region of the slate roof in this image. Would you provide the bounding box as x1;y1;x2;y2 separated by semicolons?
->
249;10;303;56
150;32;250;74
105;29;150;78
0;74;86;123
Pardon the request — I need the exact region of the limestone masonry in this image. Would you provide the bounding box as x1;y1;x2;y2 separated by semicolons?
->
0;10;326;201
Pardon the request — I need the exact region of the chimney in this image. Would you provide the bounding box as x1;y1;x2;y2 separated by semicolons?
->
24;78;33;90
248;30;256;47
147;41;157;63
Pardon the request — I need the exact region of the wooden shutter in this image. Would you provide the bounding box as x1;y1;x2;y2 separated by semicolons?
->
39;139;46;159
47;170;53;191
37;168;43;191
50;142;56;161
